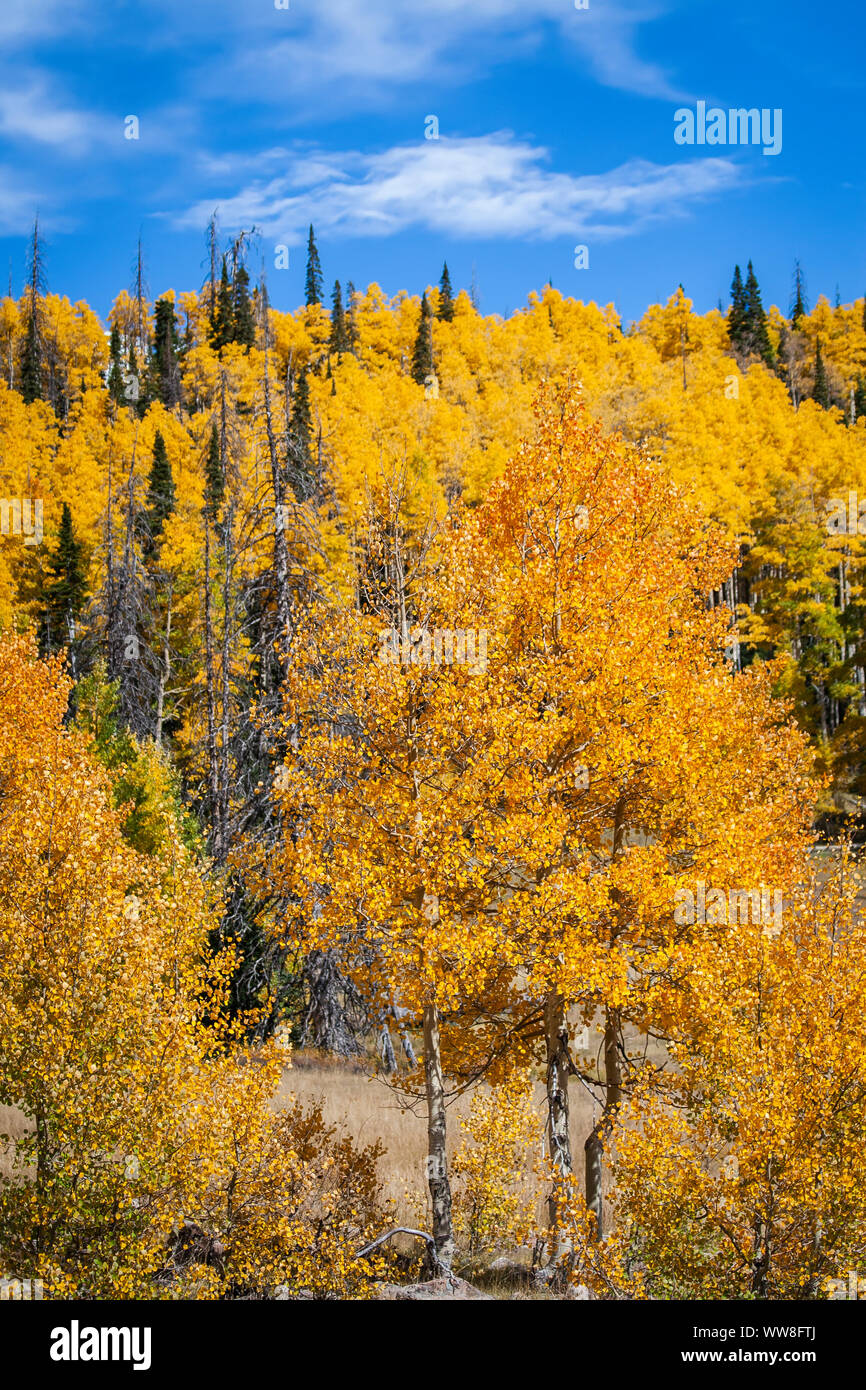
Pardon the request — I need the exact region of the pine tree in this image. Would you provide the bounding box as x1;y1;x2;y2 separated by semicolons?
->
232;263;256;349
211;258;234;352
19;317;41;405
743;261;774;367
144;430;176;546
205;213;219;339
305;225;323;308
329;280;349;355
813;337;830;409
790;261;808;327
107;324;126;404
287;368;314;500
149;297;181;408
19;216;46;404
728;265;747;354
41;502;87;655
411;291;434;385
346;281;359;354
204;424;225;520
438;263;454;322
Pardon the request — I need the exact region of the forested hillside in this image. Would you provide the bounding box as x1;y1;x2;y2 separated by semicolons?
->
4;225;866;1299
5;234;866;795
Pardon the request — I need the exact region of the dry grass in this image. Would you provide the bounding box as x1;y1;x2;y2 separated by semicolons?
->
276;1054;599;1229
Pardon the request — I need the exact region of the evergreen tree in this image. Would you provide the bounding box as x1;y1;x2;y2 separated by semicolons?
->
107;324;126;404
813;337;830;409
41;502;87;655
790;261;808;327
411;291;434;385
438;262;454;322
204;424;225;520
144;430;176;547
19;215;46;404
287;368;314;500
211;257;234;352
743;261;774;367
855;376;866;421
149;297;181;408
728;265;747;354
232;262;256;349
346;281;360;354
329;280;349;355
19;317;42;404
305;225;323;308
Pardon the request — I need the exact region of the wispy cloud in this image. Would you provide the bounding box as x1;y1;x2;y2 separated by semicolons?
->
0;0;87;44
175;133;745;243
143;0;687;109
0;166;48;236
0;79;104;153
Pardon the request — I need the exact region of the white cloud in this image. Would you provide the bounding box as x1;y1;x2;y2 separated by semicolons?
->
175;133;745;243
0;0;86;44
0;80;103;152
144;0;686;107
0;166;47;235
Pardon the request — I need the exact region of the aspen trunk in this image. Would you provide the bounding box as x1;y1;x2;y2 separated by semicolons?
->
423;1001;455;1272
585;798;627;1241
544;990;572;1193
584;1005;622;1240
539;989;575;1277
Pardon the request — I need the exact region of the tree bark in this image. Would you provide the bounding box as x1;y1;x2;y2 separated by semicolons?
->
584;1006;622;1239
537;989;577;1280
423;1001;455;1273
544;989;573;1205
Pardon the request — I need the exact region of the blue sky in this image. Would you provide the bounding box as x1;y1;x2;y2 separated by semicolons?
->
0;0;861;324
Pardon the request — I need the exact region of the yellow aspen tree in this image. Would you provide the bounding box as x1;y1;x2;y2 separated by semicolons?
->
455;377;817;1261
611;846;866;1298
257;473;527;1271
0;633;388;1298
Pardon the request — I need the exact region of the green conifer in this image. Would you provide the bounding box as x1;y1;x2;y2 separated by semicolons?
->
42;502;87;653
107;324;126;404
329;280;349;354
411;291;434;385
438;263;454;322
232;262;256;349
204;424;225;519
305;225;323;308
145;430;176;544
